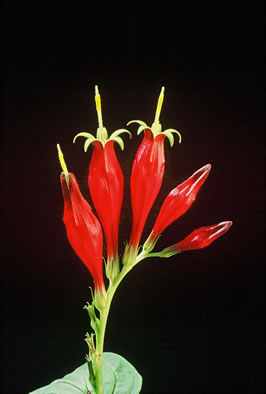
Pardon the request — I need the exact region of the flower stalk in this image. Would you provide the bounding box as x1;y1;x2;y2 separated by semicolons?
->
87;257;138;393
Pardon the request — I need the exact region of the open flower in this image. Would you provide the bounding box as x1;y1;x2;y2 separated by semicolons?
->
58;145;105;293
73;86;130;279
143;164;211;251
88;139;123;271
128;129;165;252
124;87;182;263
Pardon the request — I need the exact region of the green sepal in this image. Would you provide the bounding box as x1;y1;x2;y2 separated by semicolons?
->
94;289;107;312
127;120;147;127
163;129;182;146
73;132;96;143
105;256;120;282
127;120;152;135
122;242;136;266
109;128;132;140
112;136;125;150
102;256;107;273
142;232;160;253
159;246;181;258
122;242;143;267
108;129;132;150
137;125;151;135
84;138;98;152
73;132;99;152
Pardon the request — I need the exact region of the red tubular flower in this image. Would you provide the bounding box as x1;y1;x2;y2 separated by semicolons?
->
128;129;165;253
60;171;105;293
124;87;182;263
88;140;123;266
73;86;130;279
144;164;211;251
161;221;232;256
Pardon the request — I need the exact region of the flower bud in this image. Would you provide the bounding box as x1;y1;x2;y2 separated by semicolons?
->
144;164;211;252
161;221;232;255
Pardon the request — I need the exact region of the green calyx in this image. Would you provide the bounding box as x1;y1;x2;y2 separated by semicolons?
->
159;246;181;258
127;120;182;147
127;87;182;147
104;255;121;282
142;231;160;253
73;128;131;152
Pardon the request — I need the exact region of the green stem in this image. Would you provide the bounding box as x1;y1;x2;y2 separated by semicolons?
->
90;243;178;391
92;262;136;393
136;250;163;263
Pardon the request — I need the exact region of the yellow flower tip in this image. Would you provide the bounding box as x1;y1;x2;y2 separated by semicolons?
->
95;85;101;110
57;143;68;175
154;86;165;124
95;85;103;129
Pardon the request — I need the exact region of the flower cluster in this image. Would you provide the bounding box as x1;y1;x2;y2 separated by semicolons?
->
57;87;232;294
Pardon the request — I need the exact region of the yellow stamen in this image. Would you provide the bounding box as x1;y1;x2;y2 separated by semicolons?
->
154;86;165;124
57;144;68;175
95;85;103;129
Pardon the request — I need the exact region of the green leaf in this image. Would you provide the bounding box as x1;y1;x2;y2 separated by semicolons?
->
29;363;92;393
103;353;142;393
29;352;142;394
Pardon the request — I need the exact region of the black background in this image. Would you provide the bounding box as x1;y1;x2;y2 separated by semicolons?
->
1;2;264;393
